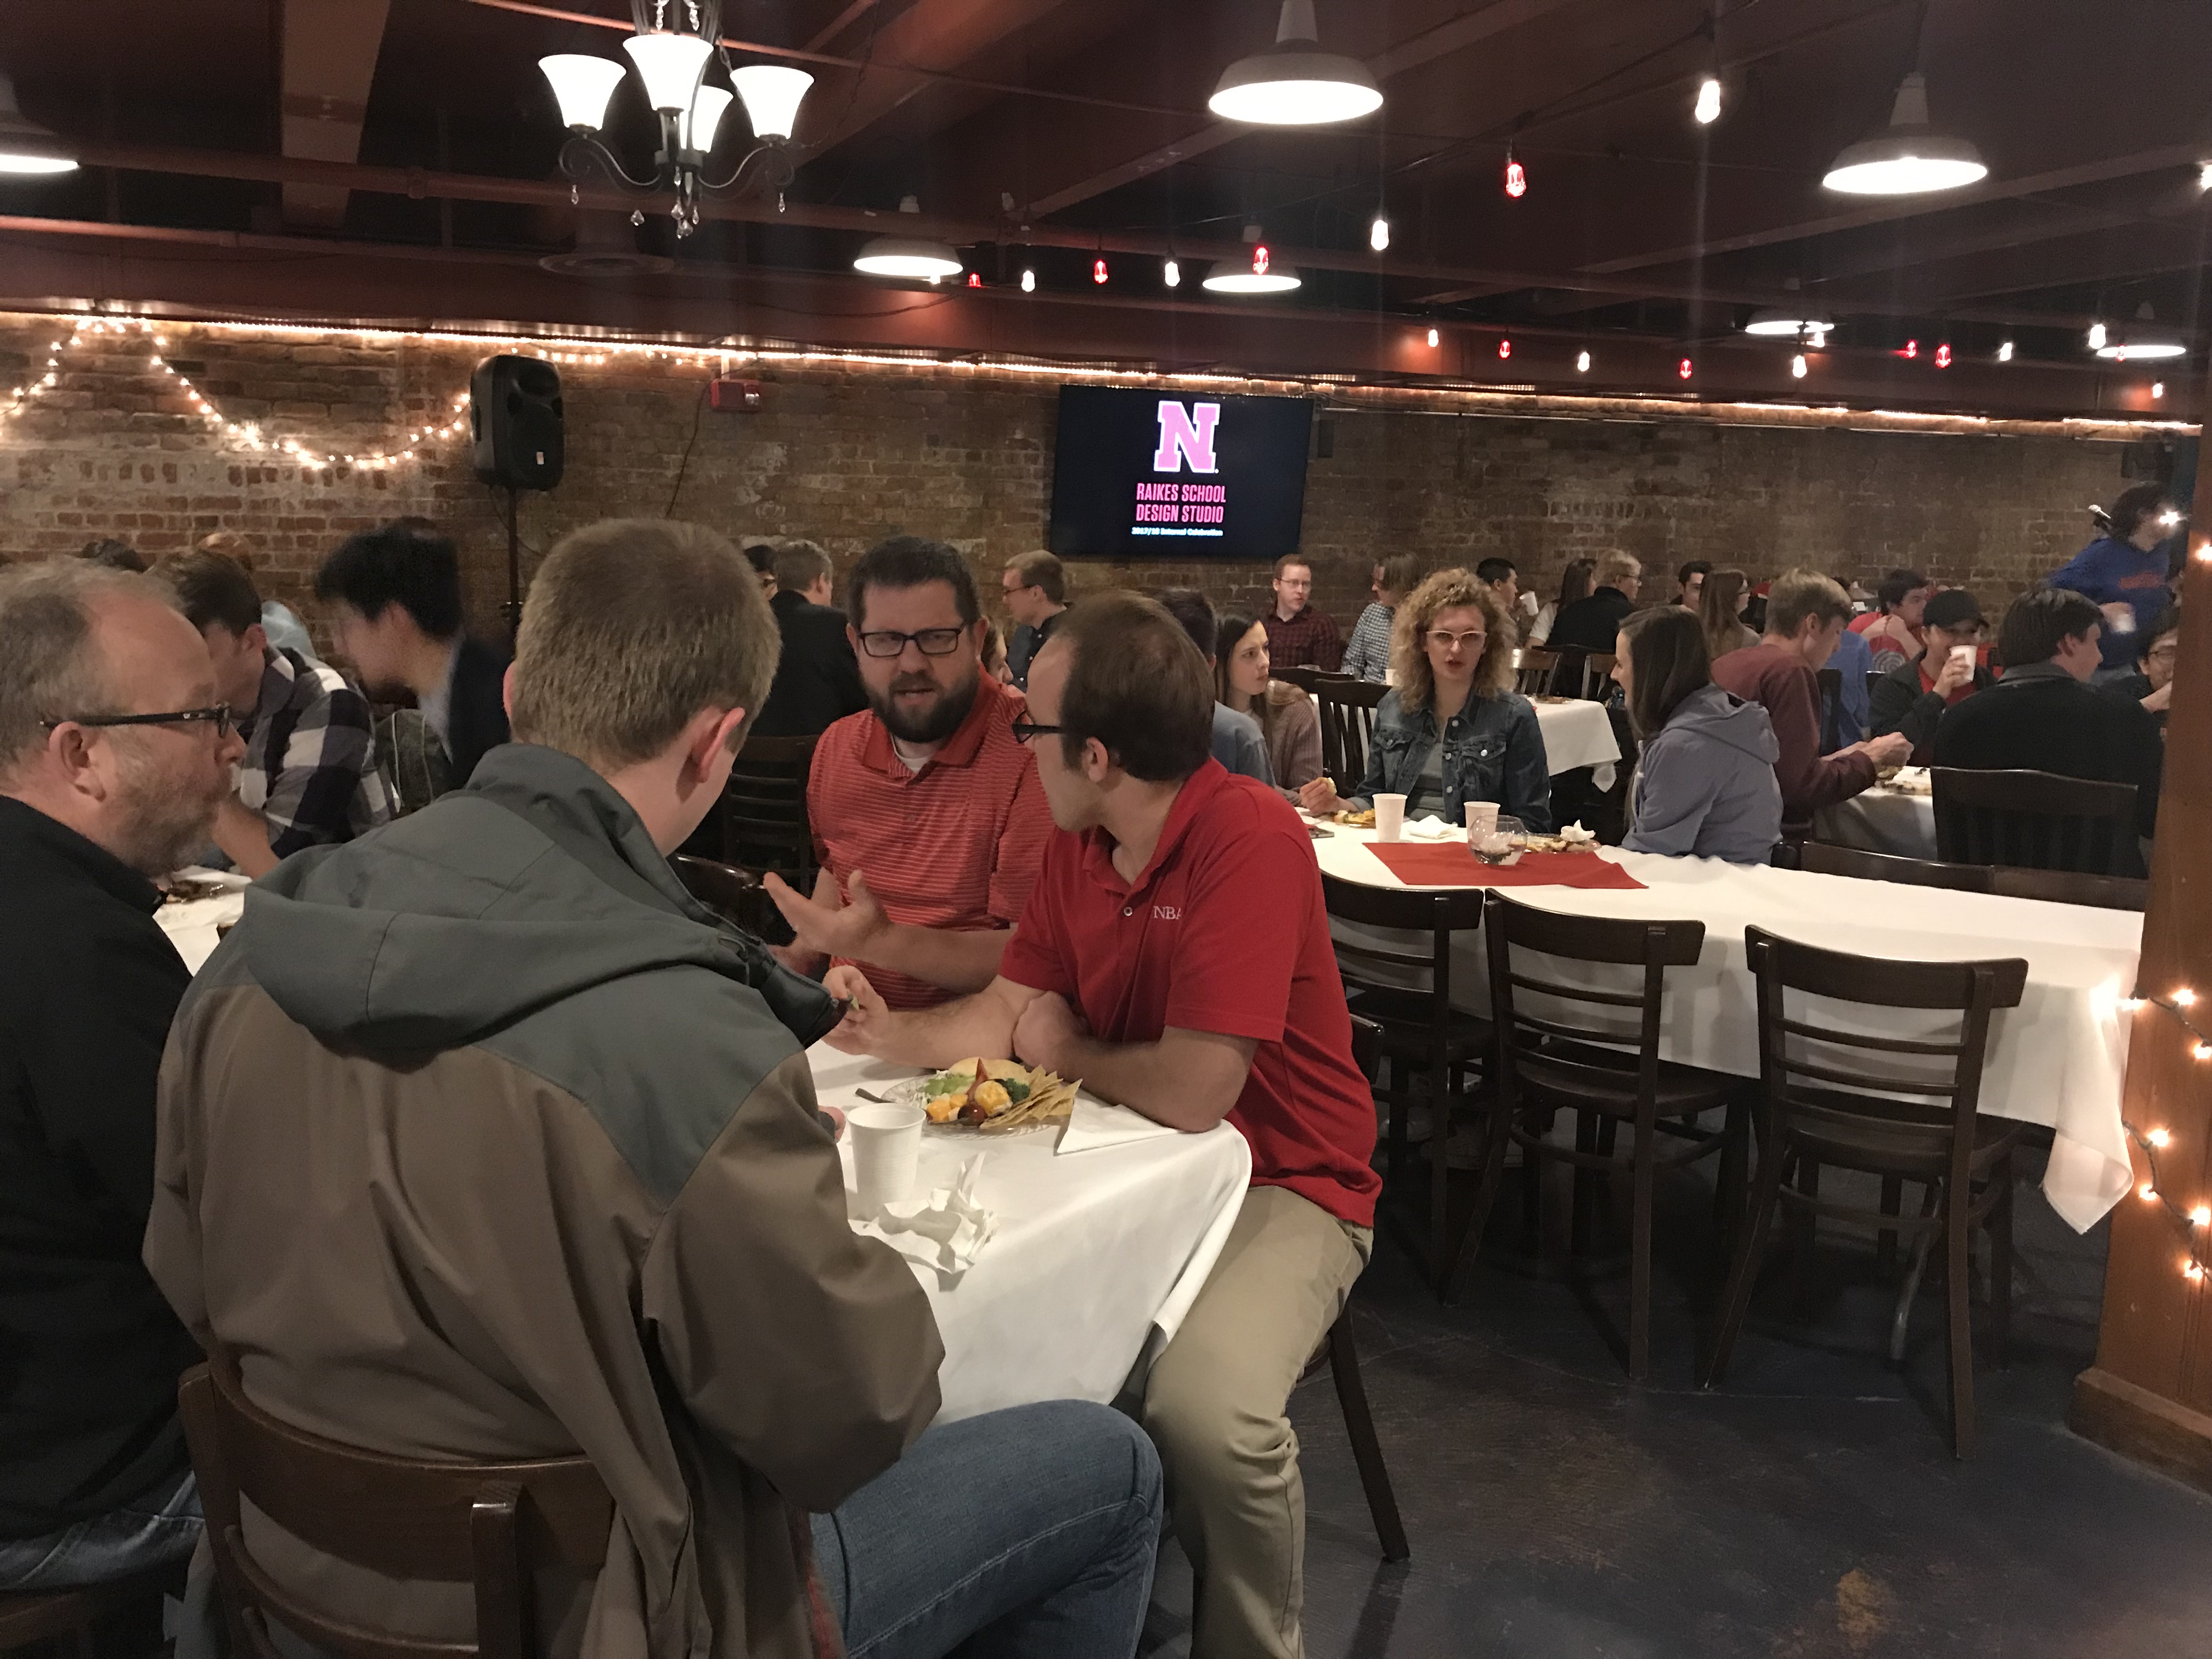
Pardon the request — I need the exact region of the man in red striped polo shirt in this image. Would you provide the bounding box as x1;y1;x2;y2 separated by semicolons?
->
766;537;1052;1009
825;593;1378;1659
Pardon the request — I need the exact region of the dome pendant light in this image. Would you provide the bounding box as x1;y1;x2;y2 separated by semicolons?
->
0;74;80;174
2095;303;2188;361
854;195;964;279
1207;0;1381;127
1822;72;1986;195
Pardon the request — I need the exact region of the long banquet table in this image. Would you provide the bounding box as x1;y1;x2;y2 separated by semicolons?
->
157;885;1252;1426
1311;822;2140;1232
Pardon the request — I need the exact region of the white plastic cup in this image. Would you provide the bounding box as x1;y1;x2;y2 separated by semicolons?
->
849;1101;924;1214
1374;793;1407;841
1949;644;1975;671
1466;802;1500;840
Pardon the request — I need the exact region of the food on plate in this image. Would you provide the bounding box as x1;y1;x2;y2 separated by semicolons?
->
1510;820;1599;856
1331;809;1378;827
915;1057;1078;1131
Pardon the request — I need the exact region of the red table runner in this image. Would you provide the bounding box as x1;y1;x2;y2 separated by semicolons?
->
1363;843;1647;890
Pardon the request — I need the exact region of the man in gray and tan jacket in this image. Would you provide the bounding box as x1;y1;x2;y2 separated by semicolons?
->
148;518;1160;1659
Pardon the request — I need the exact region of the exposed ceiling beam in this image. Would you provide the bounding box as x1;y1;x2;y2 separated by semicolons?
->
1025;0;1599;218
804;0;885;54
1577;144;2210;276
802;0;1073;157
278;0;395;227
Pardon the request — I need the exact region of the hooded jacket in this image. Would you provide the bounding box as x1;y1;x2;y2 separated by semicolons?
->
1623;683;1784;865
146;744;942;1658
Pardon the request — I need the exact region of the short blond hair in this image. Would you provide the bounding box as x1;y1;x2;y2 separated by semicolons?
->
1595;548;1641;588
1391;568;1516;710
510;520;780;769
1764;567;1853;638
194;530;258;572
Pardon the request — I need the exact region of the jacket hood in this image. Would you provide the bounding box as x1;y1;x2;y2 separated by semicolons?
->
1666;682;1780;763
222;745;750;1054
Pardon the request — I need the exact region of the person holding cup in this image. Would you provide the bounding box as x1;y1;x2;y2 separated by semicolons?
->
1867;589;1996;764
1298;568;1554;831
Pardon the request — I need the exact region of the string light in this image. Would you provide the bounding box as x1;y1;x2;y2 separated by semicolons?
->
1093;257;1108;285
2120;989;2212;1285
1020;267;1035;292
1164;258;1180;288
1576;350;1590;373
1997;340;2015;362
1426;326;1438;348
1791;354;1807;378
1934;343;1952;368
2087;321;2107;351
1693;76;1722;125
1678;357;1694;379
1503;146;1527;199
1369;211;1390;252
2153;382;2165;399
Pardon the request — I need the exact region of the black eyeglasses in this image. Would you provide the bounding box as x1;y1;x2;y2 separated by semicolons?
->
856;627;967;659
1009;718;1065;743
43;707;235;738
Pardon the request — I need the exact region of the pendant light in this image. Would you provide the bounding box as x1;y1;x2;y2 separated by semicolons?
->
2095;304;2188;361
0;75;75;174
1203;245;1301;295
1822;72;1986;195
1743;307;1835;338
854;196;963;279
1208;0;1381;127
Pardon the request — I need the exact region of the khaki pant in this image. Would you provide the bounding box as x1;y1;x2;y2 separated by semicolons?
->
1141;1184;1370;1659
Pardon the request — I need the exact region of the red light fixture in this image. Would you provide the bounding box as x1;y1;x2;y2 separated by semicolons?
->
1252;243;1271;275
1497;338;1512;360
966;272;981;288
1678;357;1694;380
1900;338;1918;359
1092;257;1108;285
1503;148;1527;199
1934;342;1952;368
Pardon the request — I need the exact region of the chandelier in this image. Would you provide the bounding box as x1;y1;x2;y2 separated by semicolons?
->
538;0;812;238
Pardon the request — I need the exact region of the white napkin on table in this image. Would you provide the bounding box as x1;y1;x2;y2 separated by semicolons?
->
1403;814;1459;840
1056;1096;1181;1154
857;1156;997;1286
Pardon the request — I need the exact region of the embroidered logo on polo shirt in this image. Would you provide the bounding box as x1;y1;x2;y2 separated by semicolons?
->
1153;904;1182;920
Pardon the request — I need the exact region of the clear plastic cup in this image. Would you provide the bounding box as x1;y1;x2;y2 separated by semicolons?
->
1374;793;1407;841
848;1101;924;1214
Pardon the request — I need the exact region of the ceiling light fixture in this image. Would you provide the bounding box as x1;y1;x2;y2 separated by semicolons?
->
1019;266;1035;292
1694;76;1722;125
1576;350;1590;373
1743;307;1836;339
2200;162;2212;192
1369;211;1390;252
1503;146;1528;198
539;2;810;238
1209;0;1381;126
1204;256;1302;295
1427;326;1440;347
2153;382;2165;399
1164;258;1181;288
853;195;963;279
1822;72;1986;196
2096;304;2188;360
1997;340;2014;362
0;74;78;174
1791;354;1808;378
2087;321;2108;352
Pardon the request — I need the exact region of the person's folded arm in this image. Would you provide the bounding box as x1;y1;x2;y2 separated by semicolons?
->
645;1049;943;1513
1018;1018;1256;1133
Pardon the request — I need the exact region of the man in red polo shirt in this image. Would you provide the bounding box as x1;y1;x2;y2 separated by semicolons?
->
766;537;1051;1009
827;593;1378;1659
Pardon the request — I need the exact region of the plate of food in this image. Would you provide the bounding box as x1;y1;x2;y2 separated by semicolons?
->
895;1057;1080;1134
1331;808;1377;827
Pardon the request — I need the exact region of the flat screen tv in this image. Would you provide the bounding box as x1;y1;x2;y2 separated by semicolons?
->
1047;386;1313;561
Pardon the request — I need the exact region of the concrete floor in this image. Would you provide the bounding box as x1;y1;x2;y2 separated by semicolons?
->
1144;1151;2212;1659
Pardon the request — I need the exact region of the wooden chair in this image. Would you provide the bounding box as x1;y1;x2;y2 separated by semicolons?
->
0;1567;179;1659
717;734;819;887
1272;664;1325;695
1459;894;1747;1377
1316;678;1390;795
1865;670;1887;706
1321;873;1492;1294
1581;652;1619;701
1701;931;2029;1457
1798;843;1995;894
1293;1012;1409;1565
672;853;780;937
1988;865;2149;911
1930;767;2139;876
179;1361;613;1659
1514;648;1559;698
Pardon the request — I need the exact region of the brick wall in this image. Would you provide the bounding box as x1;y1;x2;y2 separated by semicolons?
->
0;313;2140;652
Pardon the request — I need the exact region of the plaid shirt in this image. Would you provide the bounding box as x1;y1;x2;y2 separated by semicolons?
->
1261;605;1342;673
1339;602;1394;682
237;647;394;859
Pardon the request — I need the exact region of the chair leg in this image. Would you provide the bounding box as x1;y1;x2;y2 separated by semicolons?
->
1519;1108;1546;1259
1876;1176;1903;1274
1989;1165;2015;1370
1629;1121;1657;1382
1570;1110;1600;1259
1385;1061;1407;1187
1441;1095;1512;1303
1327;1311;1410;1563
1715;1098;1750;1242
1427;1078;1453;1299
1788;1158;1821;1311
1702;1128;1786;1387
1943;1181;1977;1458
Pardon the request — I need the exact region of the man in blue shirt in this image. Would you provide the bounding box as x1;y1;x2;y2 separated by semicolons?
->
2048;482;2176;671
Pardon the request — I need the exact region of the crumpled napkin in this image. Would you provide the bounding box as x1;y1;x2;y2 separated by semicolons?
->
1404;814;1460;840
1559;821;1598;846
857;1155;997;1286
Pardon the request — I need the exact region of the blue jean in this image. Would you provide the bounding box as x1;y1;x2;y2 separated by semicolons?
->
811;1399;1161;1659
0;1469;201;1590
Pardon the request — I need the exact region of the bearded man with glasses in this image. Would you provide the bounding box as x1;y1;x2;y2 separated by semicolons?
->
766;535;1053;1008
0;560;243;1593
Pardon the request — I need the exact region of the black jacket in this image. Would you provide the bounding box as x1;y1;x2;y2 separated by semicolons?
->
445;634;512;789
1931;664;2164;839
1545;586;1637;654
0;798;200;1536
1868;650;1997;761
754;590;868;738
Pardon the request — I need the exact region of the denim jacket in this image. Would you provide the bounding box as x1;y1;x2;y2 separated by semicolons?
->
1351;687;1553;832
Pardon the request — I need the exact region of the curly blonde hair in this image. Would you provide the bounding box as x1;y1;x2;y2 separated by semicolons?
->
1390;567;1517;711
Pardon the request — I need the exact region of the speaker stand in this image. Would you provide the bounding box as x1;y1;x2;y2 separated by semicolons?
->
499;484;523;642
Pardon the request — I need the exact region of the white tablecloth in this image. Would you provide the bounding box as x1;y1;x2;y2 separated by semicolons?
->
812;1046;1249;1424
1813;785;1938;861
155;873;249;973
1313;827;2140;1232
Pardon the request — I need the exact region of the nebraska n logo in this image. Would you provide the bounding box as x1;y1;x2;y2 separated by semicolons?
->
1153;400;1221;473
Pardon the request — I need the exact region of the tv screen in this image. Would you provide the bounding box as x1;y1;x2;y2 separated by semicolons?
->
1047;387;1313;561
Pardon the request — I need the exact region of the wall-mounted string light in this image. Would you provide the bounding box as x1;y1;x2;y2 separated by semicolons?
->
2118;988;2212;1285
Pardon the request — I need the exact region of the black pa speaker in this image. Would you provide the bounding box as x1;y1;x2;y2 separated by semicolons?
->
470;354;564;490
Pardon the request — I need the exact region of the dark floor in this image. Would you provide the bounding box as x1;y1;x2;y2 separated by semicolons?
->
1142;1149;2212;1659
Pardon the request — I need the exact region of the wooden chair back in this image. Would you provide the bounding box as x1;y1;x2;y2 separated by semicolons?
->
179;1362;612;1659
1742;927;2026;1182
672;854;778;936
1931;766;2138;876
1273;664;1324;695
1865;670;1886;706
1482;893;1703;1114
1316;678;1391;794
1514;648;1559;698
1815;666;1842;736
1322;874;1486;1047
718;735;818;885
1988;864;2149;911
1347;1012;1382;1082
1581;652;1619;701
1798;843;1995;893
